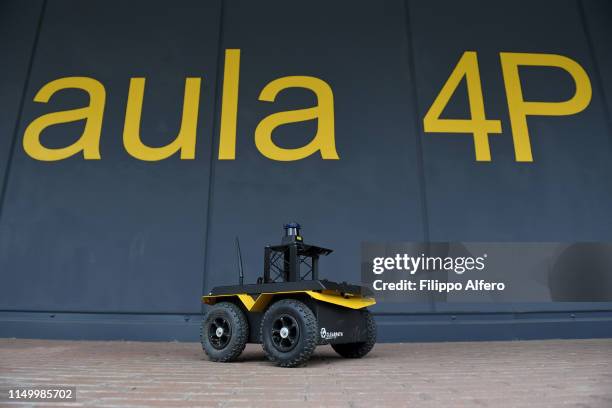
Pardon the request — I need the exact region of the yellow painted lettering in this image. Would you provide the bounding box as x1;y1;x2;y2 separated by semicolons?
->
123;77;200;161
500;52;592;162
255;76;338;161
423;51;502;161
218;49;241;160
23;77;105;161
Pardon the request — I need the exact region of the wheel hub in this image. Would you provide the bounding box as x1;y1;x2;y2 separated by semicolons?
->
279;327;289;338
208;316;232;350
271;314;300;352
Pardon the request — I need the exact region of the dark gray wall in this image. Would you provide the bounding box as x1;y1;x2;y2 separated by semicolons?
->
0;1;43;205
0;0;221;313
1;0;611;341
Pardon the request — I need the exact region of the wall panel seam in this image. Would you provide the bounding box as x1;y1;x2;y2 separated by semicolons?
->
0;0;47;226
201;0;226;310
403;0;436;313
402;0;430;243
576;0;612;153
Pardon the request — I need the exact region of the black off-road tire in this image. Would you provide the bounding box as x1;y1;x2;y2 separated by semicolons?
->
201;302;248;362
331;309;376;358
261;299;318;367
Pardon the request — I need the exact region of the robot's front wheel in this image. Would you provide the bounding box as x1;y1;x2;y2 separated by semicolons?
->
260;299;318;367
201;302;248;362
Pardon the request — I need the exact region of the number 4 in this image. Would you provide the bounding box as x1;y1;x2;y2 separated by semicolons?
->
423;51;501;162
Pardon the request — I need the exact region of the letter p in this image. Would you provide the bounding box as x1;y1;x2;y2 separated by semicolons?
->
500;52;592;162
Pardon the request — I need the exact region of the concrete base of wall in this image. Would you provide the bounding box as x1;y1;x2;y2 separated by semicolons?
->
1;310;611;342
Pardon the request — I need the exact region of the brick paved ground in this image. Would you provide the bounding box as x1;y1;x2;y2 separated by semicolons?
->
0;338;611;408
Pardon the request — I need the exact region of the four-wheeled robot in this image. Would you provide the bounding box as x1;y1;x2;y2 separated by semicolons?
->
201;223;376;367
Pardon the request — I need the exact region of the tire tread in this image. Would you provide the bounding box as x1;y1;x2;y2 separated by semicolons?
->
261;299;317;367
331;309;376;358
201;302;248;362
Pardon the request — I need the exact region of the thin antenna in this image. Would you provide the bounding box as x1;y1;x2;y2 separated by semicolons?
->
235;237;244;285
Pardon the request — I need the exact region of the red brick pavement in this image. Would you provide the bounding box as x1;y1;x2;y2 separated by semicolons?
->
1;338;611;407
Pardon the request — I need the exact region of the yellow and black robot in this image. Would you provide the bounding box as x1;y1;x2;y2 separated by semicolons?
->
201;223;376;367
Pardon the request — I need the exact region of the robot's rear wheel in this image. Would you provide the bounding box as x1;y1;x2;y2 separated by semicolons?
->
201;302;248;362
331;309;376;358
